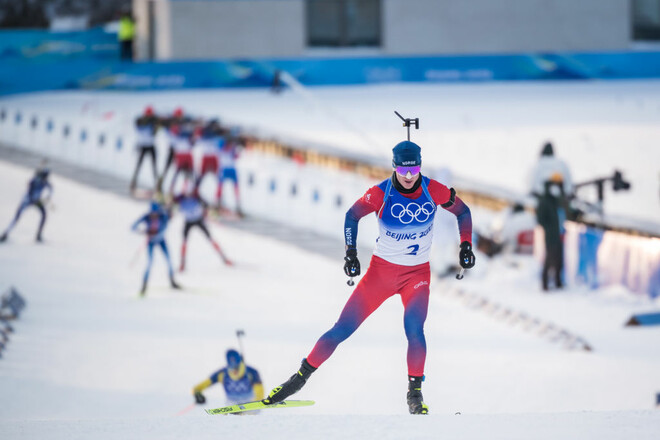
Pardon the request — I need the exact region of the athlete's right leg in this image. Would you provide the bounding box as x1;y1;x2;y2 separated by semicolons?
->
542;255;551;291
146;146;158;187
556;243;564;288
1;201;28;241
196;220;232;265
194;171;205;191
233;179;243;216
196;157;215;190
265;258;395;404
141;242;155;295
216;171;225;207
180;222;193;271
157;146;174;192
34;202;47;242
130;148;147;190
160;240;180;289
182;168;193;194
306;260;394;368
169;168;181;196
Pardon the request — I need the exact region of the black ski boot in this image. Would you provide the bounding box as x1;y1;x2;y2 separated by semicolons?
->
407;375;429;415
263;358;316;405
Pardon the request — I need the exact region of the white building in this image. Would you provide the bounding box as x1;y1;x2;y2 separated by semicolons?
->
133;0;660;61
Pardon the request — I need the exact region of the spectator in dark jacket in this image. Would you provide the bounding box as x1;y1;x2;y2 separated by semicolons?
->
536;179;567;291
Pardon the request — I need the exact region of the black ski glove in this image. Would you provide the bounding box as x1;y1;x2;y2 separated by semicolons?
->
194;392;206;405
459;241;476;269
343;247;361;277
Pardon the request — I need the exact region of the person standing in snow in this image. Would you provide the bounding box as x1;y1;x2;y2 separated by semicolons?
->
170;189;233;272
167;118;197;197
131;200;180;296
194;119;224;198
262;140;474;415
157;107;186;193
529;141;573;199
129;106;160;195
536;178;567;291
192;349;264;405
1;163;53;243
529;142;572;291
216;127;244;217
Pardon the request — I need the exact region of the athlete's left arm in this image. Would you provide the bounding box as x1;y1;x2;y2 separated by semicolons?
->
428;180;473;244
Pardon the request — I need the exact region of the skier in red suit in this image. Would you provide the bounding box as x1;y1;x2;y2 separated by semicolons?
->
263;140;475;414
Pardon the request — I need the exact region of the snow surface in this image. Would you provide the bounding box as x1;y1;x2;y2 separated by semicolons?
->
1;154;660;438
1;79;660;438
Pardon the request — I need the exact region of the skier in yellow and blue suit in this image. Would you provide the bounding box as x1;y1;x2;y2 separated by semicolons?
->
193;349;264;405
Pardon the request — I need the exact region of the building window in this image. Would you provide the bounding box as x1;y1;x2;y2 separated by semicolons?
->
306;0;381;47
633;0;660;40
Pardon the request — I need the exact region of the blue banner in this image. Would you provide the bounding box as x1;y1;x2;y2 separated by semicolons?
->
3;27;660;95
0;27;118;62
577;227;604;290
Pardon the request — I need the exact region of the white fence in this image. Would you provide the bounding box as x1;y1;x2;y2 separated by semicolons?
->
0;103;381;249
1;102;659;298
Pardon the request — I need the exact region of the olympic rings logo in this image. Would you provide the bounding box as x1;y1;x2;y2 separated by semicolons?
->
390;202;435;224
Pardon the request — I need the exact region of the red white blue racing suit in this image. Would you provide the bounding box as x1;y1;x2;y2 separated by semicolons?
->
306;174;472;376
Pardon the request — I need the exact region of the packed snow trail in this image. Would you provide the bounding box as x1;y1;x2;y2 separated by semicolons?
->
0;157;658;438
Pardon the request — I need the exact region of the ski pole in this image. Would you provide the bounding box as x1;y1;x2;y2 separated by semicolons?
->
175;403;196;416
236;329;245;360
129;238;147;269
456;268;465;280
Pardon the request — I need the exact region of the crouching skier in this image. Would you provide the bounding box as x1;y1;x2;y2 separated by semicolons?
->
192;349;264;409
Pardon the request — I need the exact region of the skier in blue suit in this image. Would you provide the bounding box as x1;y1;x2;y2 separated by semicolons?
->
1;166;53;243
131;200;180;296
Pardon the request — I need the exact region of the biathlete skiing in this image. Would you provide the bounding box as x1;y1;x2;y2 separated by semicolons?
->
129;106;160;195
158;107;186;193
192;349;264;406
262;113;476;415
1;164;53;243
167;121;196;197
194;119;224;196
131;200;181;296
217;128;244;217
170;189;233;272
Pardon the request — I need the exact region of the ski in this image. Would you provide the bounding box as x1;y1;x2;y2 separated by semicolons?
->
205;399;315;415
